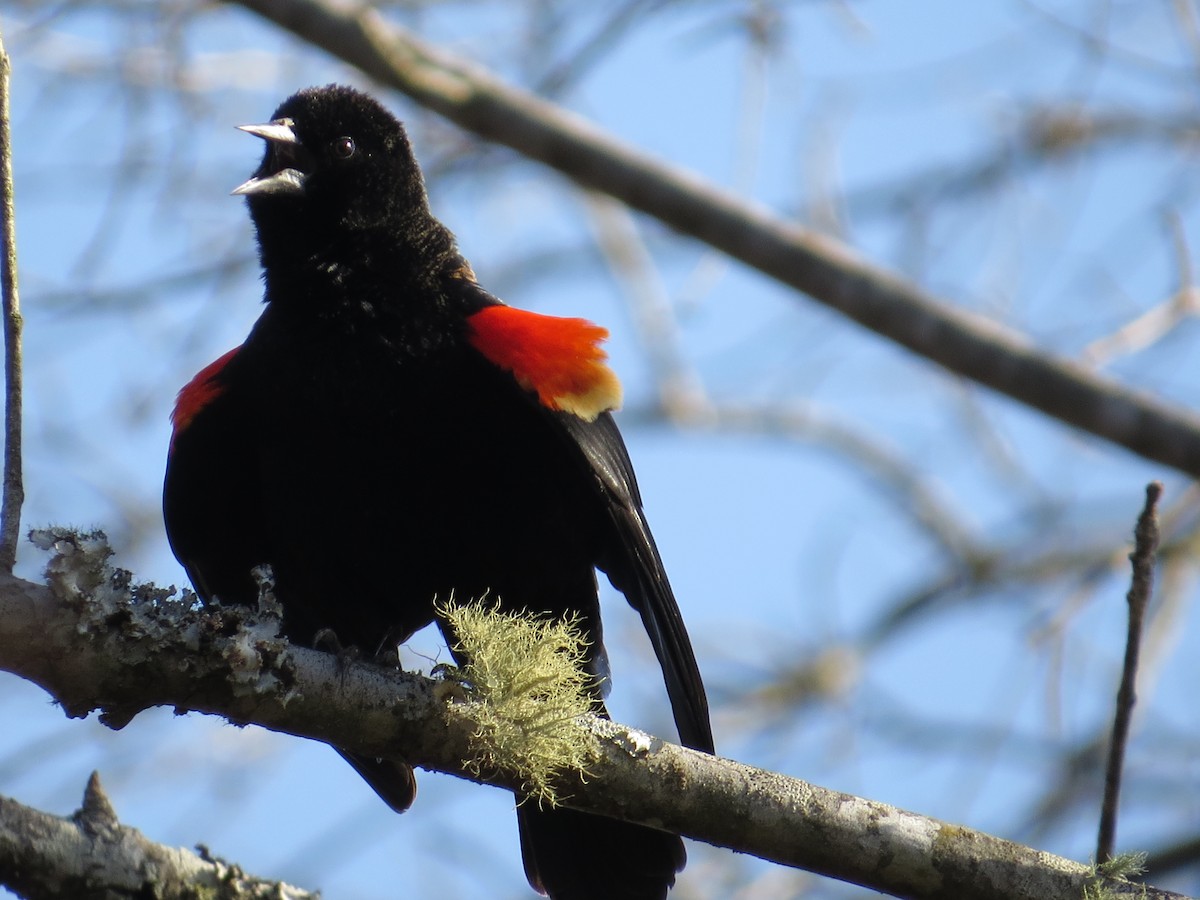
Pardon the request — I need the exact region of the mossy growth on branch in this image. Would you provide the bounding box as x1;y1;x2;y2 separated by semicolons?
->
435;598;599;807
1082;852;1149;900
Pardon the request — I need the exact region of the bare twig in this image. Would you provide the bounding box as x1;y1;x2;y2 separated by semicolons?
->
230;0;1200;481
0;32;22;574
1097;481;1162;864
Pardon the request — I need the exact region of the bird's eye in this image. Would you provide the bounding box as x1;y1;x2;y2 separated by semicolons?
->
332;136;356;159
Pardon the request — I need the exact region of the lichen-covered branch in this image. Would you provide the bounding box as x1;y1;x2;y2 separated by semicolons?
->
0;772;316;900
0;530;1185;900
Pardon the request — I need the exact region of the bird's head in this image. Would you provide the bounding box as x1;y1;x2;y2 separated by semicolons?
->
234;85;431;252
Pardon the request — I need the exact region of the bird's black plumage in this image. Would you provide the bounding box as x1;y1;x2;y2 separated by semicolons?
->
163;84;713;900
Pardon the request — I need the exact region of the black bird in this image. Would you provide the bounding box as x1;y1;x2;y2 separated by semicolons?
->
163;84;713;899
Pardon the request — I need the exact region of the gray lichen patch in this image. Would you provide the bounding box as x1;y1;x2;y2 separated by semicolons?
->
30;527;300;721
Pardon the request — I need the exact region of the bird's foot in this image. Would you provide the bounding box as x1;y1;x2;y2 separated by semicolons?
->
312;628;362;676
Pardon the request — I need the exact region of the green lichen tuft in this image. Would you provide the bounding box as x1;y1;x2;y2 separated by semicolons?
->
1082;852;1149;899
436;598;599;807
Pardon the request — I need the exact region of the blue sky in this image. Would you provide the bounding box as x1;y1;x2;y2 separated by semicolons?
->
3;2;1199;897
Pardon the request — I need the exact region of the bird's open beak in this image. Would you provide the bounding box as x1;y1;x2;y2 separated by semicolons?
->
231;119;311;196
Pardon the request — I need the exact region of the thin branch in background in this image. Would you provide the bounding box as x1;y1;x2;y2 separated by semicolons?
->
580;192;709;418
1097;480;1162;864
629;396;982;566
581;190;983;563
1018;0;1179;75
0;30;23;574
1082;212;1199;366
1170;0;1200;78
532;0;666;97
677;3;773;312
1146;833;1200;882
842;100;1200;226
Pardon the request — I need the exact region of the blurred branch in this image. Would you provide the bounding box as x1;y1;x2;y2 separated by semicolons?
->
585;172;978;563
229;0;1200;480
0;772;317;900
1171;0;1200;76
531;0;669;97
847;106;1200;222
684;401;981;562
31;253;258;316
0;32;23;573
584;184;983;562
1146;833;1200;882
1083;213;1200;366
580;194;710;419
1081;286;1200;367
1097;481;1162;863
739;496;1200;796
0;530;1186;900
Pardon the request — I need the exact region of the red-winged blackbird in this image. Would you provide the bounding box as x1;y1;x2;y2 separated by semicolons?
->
163;84;713;900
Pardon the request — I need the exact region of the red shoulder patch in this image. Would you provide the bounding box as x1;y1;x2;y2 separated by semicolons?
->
466;306;622;421
170;346;240;450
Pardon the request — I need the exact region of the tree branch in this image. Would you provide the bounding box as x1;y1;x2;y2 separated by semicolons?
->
227;0;1200;480
1097;482;1162;863
0;530;1185;900
0;772;317;900
0;31;23;573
